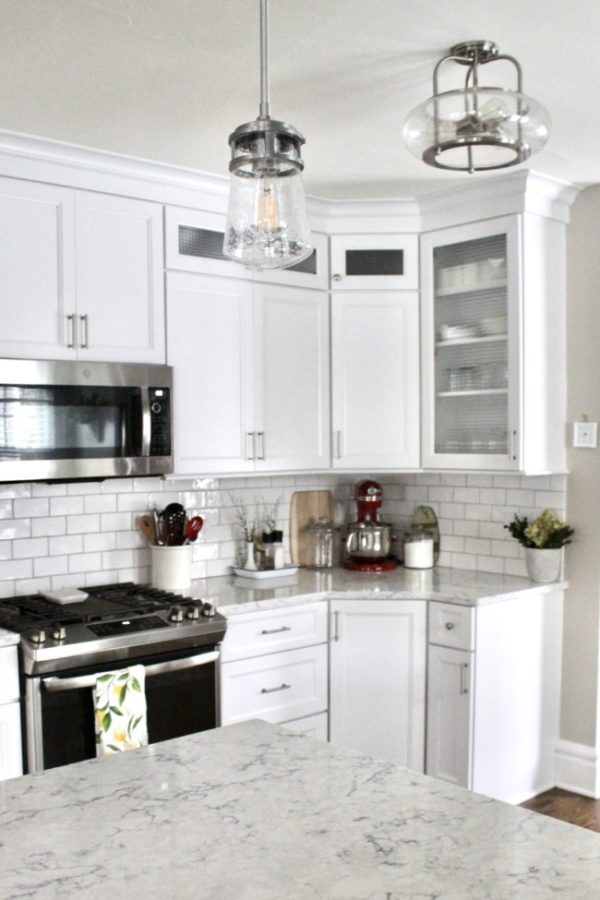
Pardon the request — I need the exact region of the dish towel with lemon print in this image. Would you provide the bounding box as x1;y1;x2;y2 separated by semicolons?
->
93;665;148;757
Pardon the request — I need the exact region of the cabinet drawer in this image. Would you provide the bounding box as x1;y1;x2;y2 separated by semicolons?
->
221;644;327;726
282;712;328;741
221;603;327;662
0;646;19;704
428;601;475;650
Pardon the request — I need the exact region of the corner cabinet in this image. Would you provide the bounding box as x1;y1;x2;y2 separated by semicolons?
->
421;214;566;473
329;599;426;770
167;272;330;474
0;178;165;363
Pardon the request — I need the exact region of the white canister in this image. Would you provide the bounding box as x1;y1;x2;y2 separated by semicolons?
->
151;545;192;591
403;531;434;569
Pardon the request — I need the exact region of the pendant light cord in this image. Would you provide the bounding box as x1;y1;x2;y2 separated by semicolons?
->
259;0;270;119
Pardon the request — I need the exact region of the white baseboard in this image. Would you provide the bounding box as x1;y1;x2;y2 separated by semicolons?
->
555;739;599;798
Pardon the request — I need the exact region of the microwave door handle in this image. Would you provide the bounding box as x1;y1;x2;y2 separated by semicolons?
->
141;387;151;456
41;651;220;692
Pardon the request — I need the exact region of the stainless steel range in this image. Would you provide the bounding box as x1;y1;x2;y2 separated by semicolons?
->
0;583;227;773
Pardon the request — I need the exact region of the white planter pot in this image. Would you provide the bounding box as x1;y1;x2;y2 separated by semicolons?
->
525;548;562;584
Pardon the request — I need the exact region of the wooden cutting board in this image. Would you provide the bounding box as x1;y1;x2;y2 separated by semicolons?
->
290;490;334;566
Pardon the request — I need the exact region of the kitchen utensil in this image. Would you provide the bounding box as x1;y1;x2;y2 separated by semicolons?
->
137;514;157;546
184;516;204;544
161;503;186;546
290;490;334;566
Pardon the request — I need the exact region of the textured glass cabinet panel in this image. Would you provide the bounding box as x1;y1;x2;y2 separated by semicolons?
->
433;233;509;456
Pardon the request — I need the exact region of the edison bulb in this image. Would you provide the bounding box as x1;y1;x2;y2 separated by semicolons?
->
224;168;313;270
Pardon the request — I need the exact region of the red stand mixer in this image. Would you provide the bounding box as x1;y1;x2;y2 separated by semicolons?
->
344;480;397;572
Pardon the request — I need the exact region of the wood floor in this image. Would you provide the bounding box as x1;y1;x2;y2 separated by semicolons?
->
520;788;600;832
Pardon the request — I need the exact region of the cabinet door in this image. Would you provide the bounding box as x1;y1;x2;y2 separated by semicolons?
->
0;177;76;359
254;284;330;471
421;216;520;469
75;192;165;363
331;292;420;469
329;599;426;770
330;233;418;290
0;703;23;780
167;272;255;474
426;644;473;788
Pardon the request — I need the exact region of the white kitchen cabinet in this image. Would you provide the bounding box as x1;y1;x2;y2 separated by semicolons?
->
331;291;420;469
0;177;76;360
0;178;165;363
167;272;330;475
220;603;328;734
0;645;22;781
165;205;330;289
426;593;563;804
74;192;165;363
329;599;426;770
330;233;418;290
421;214;566;472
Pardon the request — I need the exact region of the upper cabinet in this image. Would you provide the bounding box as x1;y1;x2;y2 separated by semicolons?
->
0;178;165;363
421;214;567;474
330;233;418;290
167;272;330;475
331;291;420;469
165;206;329;289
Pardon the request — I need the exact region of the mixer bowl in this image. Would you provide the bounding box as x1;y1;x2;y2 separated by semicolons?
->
345;522;392;560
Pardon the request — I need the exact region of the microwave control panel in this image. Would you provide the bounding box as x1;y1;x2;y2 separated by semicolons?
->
149;387;172;456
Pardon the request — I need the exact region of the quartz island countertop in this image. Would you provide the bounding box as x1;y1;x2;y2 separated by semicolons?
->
184;565;565;616
0;719;598;899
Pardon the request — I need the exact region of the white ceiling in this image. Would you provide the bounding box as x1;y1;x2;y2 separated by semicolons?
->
0;0;595;199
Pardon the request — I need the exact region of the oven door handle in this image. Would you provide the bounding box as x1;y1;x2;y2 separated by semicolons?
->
41;651;220;692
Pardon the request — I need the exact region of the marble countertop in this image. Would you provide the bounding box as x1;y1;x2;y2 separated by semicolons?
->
0;719;598;899
184;565;565;616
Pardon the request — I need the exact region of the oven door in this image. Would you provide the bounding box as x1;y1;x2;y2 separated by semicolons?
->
25;645;219;772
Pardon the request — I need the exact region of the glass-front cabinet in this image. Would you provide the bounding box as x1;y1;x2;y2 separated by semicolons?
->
421;217;520;469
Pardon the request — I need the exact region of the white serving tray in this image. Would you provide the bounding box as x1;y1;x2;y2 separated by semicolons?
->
232;566;298;580
41;588;88;605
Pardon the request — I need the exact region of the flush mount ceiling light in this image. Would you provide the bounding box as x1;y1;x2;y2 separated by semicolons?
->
223;0;312;270
403;40;551;173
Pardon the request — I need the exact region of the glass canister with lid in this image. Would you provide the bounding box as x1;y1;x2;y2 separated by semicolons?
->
403;528;434;569
304;517;338;568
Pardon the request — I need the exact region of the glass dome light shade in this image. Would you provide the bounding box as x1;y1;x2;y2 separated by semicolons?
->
404;87;551;172
224;167;313;270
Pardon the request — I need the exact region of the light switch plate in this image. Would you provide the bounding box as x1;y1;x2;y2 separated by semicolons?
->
573;421;598;448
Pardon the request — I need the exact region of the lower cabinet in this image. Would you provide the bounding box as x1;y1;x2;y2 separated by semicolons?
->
0;645;22;781
329;599;426;770
426;593;563;804
220;603;328;734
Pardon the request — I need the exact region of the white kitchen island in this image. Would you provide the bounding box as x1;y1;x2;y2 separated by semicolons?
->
0;719;598;899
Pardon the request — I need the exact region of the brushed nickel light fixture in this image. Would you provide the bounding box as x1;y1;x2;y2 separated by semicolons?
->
223;0;312;270
403;40;551;173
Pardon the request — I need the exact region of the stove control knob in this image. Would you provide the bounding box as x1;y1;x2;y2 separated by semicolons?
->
30;629;46;645
168;606;184;623
51;624;66;642
185;606;200;620
202;601;216;618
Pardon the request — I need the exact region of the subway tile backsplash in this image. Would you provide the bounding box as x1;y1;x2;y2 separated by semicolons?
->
0;472;566;597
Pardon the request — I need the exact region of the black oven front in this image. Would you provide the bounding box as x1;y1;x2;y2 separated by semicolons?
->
24;643;220;773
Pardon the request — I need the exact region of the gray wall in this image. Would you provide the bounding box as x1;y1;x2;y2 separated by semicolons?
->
564;185;600;747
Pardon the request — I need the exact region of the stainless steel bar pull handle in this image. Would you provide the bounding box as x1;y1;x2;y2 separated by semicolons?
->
460;662;469;695
247;432;255;460
510;429;518;462
335;431;342;460
260;683;291;694
256;431;265;460
79;314;89;349
42;651;219;692
261;626;291;635
332;610;340;641
66;314;76;348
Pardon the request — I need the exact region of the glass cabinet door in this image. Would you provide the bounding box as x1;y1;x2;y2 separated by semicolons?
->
422;217;519;469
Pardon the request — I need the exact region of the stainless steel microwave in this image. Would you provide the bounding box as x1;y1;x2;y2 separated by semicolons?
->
0;359;173;482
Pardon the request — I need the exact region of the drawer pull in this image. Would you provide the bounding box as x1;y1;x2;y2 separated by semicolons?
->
460;662;469;695
445;622;455;631
261;626;292;635
260;683;291;694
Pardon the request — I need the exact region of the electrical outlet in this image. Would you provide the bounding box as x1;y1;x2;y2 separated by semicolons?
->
573;422;598;448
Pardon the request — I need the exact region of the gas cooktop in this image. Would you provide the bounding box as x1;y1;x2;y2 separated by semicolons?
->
0;582;227;676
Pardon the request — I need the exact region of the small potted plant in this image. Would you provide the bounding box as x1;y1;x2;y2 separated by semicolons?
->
504;509;574;583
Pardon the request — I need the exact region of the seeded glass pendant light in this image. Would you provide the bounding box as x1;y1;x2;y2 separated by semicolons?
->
403;41;551;173
223;0;312;270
